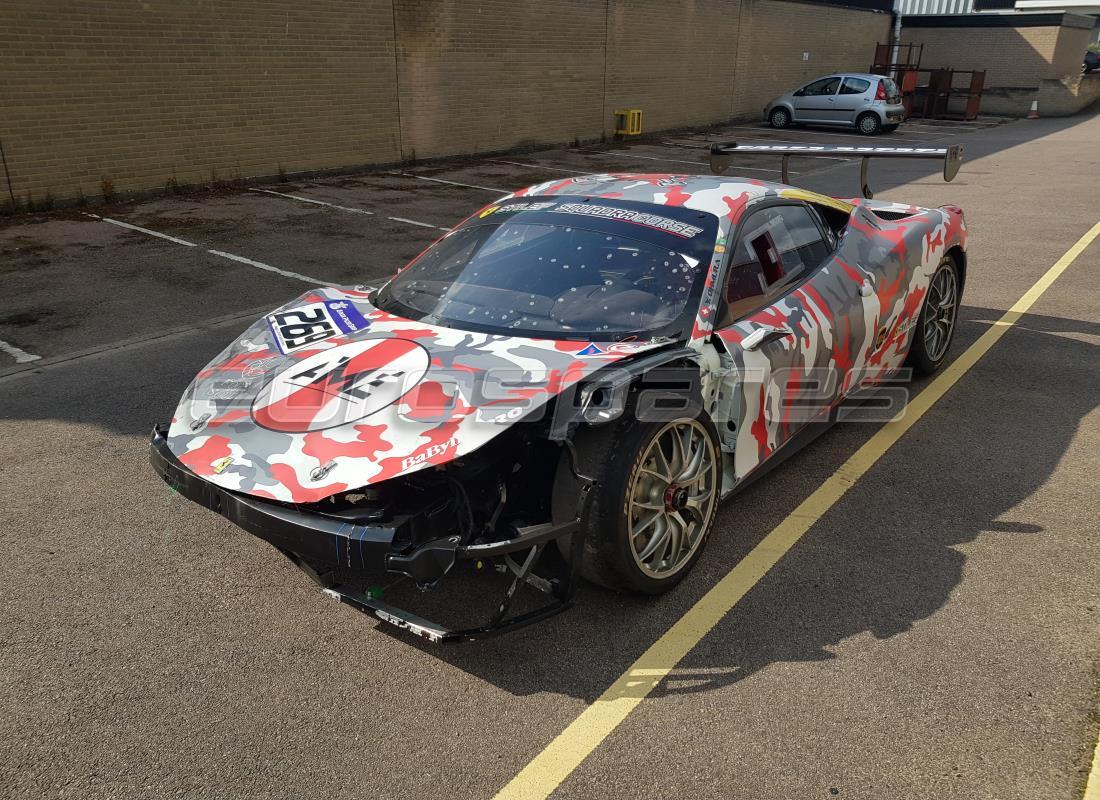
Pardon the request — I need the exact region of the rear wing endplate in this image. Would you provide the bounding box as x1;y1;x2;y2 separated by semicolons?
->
708;142;963;200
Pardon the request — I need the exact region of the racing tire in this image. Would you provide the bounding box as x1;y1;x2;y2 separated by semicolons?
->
905;255;961;376
769;107;792;129
578;413;722;595
857;112;883;136
882;124;899;133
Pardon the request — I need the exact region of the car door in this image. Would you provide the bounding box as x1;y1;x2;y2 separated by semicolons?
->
712;202;865;480
835;76;872;124
791;76;843;123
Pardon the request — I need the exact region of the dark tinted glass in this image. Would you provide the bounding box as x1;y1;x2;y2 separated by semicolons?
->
721;205;830;323
840;77;871;95
800;77;842;96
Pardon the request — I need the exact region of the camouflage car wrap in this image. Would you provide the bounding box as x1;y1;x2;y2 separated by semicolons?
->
165;171;965;502
167;285;668;503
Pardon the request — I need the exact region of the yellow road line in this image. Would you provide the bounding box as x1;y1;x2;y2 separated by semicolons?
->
1087;726;1100;800
494;220;1100;800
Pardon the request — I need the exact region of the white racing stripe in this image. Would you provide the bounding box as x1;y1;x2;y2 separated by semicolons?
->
0;338;41;364
388;171;508;193
248;188;376;215
206;249;325;285
82;213;197;246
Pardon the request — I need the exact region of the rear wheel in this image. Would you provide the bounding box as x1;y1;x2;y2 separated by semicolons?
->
580;415;721;594
857;112;883;135
906;256;960;375
769;107;792;129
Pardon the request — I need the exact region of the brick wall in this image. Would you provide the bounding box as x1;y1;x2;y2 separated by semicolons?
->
0;0;889;207
604;0;744;133
900;15;1094;89
0;0;402;207
734;0;892;117
393;0;606;160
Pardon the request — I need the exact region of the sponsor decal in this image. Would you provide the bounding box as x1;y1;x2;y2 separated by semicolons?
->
252;338;430;433
212;456;234;474
605;341;655;354
549;203;704;238
310;461;337;481
266;300;371;354
569;175;620;185
576;343;608;357
400;437;459;471
480;201;557;217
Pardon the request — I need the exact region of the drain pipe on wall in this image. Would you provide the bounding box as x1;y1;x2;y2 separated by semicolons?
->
890;0;902;80
0;135;15;208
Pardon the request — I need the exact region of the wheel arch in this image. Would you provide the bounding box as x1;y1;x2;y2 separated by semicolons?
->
946;244;967;292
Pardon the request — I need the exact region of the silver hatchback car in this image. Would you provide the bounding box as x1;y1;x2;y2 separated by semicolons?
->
764;73;905;135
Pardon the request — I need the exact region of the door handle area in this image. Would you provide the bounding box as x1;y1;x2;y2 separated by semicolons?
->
742;326;793;351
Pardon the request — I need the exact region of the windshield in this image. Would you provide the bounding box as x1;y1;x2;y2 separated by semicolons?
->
374;196;718;340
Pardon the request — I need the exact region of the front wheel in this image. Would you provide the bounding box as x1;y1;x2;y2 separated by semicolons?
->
580;415;721;594
906;256;960;375
769;107;792;129
857;112;883;135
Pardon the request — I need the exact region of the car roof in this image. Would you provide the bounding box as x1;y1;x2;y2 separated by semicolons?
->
820;72;882;80
509;173;853;228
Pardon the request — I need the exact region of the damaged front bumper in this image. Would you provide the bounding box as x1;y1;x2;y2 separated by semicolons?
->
149;425;581;642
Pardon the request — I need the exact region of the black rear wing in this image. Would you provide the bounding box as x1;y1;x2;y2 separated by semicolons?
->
708;142;963;199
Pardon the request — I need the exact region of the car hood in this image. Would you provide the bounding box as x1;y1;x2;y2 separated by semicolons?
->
167;286;668;502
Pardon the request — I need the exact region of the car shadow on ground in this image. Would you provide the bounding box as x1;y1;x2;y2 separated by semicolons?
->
384;305;1095;700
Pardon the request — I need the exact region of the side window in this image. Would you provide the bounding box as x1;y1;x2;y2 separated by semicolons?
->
720;205;831;324
839;77;871;95
799;77;842;97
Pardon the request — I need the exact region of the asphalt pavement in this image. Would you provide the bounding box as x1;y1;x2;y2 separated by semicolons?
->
1;112;1098;800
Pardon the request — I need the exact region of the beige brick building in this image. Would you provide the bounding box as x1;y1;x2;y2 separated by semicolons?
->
0;0;891;208
901;13;1093;88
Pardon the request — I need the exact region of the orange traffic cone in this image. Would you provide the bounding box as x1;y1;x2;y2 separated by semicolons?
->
1027;100;1039;119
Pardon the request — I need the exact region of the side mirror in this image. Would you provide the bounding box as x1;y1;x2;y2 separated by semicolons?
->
793;89;805;97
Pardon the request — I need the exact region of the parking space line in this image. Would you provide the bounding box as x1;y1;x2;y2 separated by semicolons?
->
386;216;451;231
488;159;592;174
249;188;376;215
0;305;276;382
388;171;508;193
721;124;924;140
492;220;1100;800
206;249;324;285
250;186;451;231
83;213;197;246
0;338;41;364
82;211;327;285
579;150;794;174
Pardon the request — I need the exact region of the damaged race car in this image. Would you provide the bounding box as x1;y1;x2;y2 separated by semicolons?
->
151;143;966;642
